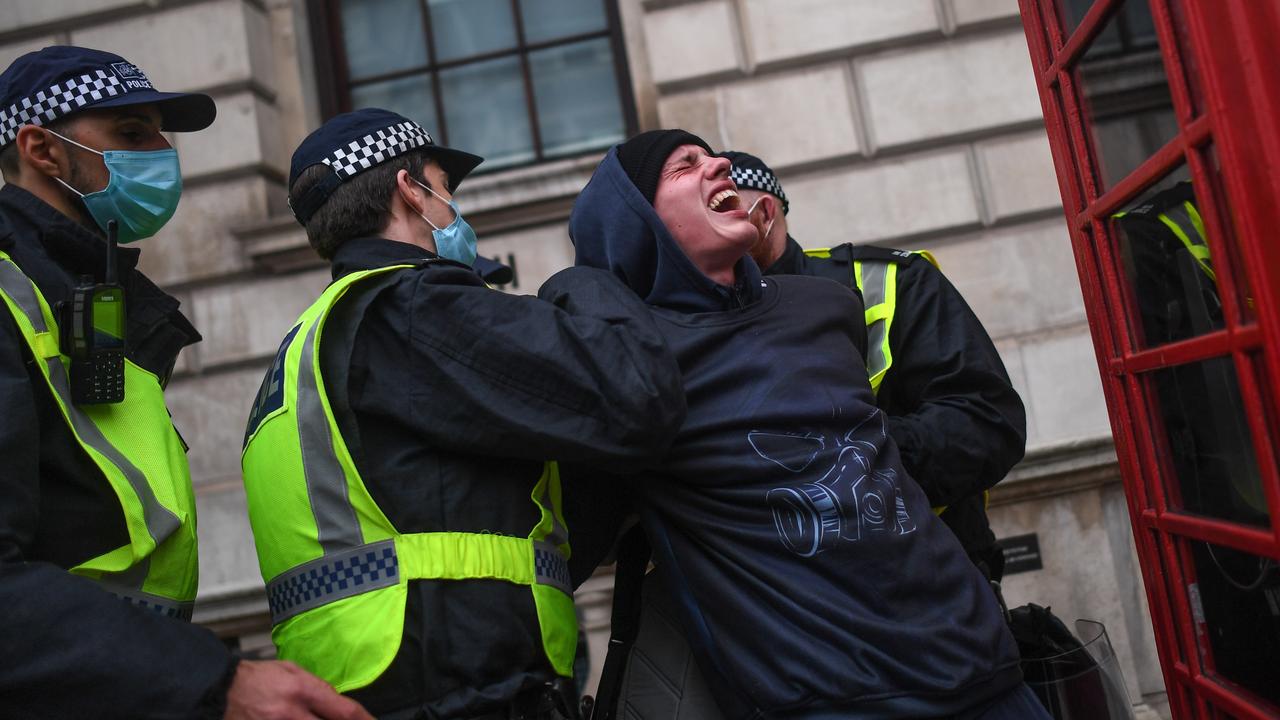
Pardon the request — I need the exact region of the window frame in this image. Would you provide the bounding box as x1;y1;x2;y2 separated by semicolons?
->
307;0;639;172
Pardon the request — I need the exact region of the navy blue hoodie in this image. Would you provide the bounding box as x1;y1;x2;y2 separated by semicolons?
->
566;149;1023;718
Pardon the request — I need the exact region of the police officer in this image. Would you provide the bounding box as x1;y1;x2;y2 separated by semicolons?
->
0;46;371;719
240;109;686;719
725;150;1027;579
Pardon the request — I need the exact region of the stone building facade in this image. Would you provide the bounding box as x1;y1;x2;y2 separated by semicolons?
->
0;0;1166;715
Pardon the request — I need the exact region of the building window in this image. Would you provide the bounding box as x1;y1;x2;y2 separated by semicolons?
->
311;0;636;172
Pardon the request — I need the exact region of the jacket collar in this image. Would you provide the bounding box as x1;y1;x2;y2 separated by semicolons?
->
329;237;478;281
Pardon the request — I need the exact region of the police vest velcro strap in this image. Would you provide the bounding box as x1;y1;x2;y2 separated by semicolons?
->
266;533;571;625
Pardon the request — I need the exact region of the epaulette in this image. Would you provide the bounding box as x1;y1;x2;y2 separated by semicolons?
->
845;244;939;268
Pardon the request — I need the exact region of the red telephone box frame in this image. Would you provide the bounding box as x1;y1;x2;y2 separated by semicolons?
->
1016;1;1280;717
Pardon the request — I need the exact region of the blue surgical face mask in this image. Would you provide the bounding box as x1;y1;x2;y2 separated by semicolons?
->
413;178;478;267
48;129;183;244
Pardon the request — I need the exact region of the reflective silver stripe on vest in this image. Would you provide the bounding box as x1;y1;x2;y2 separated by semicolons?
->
0;261;181;552
265;538;571;624
295;319;363;553
859;261;890;379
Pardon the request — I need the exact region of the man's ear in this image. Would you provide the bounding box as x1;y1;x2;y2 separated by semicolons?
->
14;125;65;179
394;168;425;217
759;194;779;224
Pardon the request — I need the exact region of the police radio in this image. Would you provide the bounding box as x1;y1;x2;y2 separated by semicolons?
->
61;219;126;405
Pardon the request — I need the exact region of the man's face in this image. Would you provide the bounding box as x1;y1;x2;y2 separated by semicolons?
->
652;145;757;276
51;104;169;194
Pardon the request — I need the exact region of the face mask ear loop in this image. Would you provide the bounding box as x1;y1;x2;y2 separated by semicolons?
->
44;128;105;157
747;196;777;240
413;178;458;228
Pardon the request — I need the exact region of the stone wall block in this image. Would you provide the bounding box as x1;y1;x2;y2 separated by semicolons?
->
784;149;980;249
917;220;1086;340
858;30;1042;149
718;65;861;166
951;0;1022;26
194;484;265;599
1019;327;1112;447
3;0;142;35
191;269;329;369
72;0;271;93
976;129;1062;220
742;0;938;66
166;366;269;486
173;91;284;180
657;88;724;147
642;1;740;86
136;177;269;286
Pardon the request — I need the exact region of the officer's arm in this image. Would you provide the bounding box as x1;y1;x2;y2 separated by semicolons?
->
878;261;1027;507
402;265;686;467
0;316;238;719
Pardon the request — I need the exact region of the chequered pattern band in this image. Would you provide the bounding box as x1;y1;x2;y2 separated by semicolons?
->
267;540;399;624
0;70;125;146
113;591;195;621
323;121;433;180
730;165;790;214
534;542;572;595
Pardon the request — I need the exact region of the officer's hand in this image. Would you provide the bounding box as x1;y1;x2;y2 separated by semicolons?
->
224;659;374;720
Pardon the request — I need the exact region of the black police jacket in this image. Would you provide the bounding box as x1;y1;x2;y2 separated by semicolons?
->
0;185;235;719
765;237;1027;577
320;238;686;719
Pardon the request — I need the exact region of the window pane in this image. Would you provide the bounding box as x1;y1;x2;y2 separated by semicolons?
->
530;38;625;158
520;0;607;44
1073;0;1177;191
1146;357;1269;528
1112;164;1223;349
340;0;428;80
1185;540;1280;707
349;75;439;135
428;0;517;62
440;56;534;169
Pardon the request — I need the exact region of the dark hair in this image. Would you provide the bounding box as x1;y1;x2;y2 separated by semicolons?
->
0;116;74;181
292;149;437;260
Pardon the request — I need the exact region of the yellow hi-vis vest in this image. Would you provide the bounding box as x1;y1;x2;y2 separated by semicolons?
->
0;252;199;618
240;264;577;692
803;248;939;395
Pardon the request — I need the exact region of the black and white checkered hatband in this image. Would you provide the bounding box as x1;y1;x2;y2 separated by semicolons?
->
321;121;434;180
730;165;790;214
0;70;124;146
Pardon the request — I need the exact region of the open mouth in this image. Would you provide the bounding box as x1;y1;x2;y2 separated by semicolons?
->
708;189;742;213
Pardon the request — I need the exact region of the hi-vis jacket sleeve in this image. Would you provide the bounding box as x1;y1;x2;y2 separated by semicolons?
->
392;264;687;467
877;259;1028;508
0;317;235;720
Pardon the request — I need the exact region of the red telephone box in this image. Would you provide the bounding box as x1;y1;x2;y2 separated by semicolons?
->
1015;1;1280;717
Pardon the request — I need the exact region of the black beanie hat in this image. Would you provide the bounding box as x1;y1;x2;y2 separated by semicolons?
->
616;129;713;205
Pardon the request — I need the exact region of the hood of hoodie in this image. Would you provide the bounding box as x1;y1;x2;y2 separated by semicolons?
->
569;147;764;314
